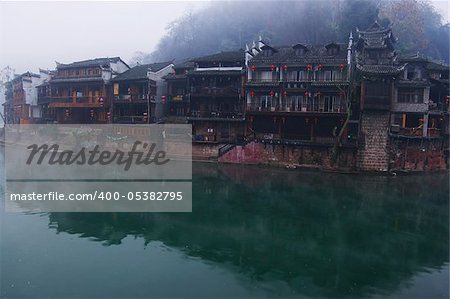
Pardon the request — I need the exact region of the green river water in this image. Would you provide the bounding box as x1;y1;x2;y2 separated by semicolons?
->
1;153;449;298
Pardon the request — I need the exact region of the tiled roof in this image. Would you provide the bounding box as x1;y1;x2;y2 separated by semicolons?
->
57;57;126;69
191;50;244;63
397;79;431;87
188;70;242;76
356;64;406;75
427;61;449;71
50;77;104;84
163;73;188;80
112;61;173;81
355;22;396;50
249;44;347;65
173;60;195;69
399;53;429;63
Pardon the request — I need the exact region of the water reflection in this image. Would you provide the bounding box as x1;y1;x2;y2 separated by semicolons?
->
44;164;448;298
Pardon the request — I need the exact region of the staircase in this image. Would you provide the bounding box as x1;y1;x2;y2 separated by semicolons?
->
218;143;236;158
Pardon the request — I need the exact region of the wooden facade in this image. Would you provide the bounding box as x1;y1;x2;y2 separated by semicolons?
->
37;57;129;124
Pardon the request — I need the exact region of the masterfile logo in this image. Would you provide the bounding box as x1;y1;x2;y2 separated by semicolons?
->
26;141;171;171
4;124;192;212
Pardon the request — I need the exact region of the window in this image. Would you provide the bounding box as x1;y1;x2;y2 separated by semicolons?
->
406;68;415;80
295;48;305;56
398;89;423;103
260;71;272;82
287;71;297;81
298;71;305;81
414;68;422;80
327;46;339;55
261;96;271;108
324;71;332;81
290;96;301;111
301;96;308;111
262;49;272;57
332;96;340;112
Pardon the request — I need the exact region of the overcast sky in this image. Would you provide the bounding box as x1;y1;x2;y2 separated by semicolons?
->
0;0;448;75
0;1;206;74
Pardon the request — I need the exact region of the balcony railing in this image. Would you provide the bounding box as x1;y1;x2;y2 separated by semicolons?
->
114;94;150;102
190;86;239;96
247;77;348;83
40;96;107;107
246;104;346;113
188;110;244;119
113;116;148;124
257;137;358;148
247;78;279;83
429;102;449;112
392;126;443;138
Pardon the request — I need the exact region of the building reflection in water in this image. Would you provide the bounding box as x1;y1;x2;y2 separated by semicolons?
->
47;164;449;298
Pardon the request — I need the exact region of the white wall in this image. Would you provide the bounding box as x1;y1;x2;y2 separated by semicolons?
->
111;60;130;76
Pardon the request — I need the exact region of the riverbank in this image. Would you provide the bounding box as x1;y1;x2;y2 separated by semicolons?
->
192;141;449;174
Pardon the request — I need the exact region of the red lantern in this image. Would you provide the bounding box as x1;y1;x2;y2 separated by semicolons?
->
250;90;255;97
250;65;257;71
307;65;313;71
270;65;276;71
283;65;289;70
317;64;323;70
339;64;346;71
304;91;309;97
316;92;321;97
269;90;275;97
283;91;288;97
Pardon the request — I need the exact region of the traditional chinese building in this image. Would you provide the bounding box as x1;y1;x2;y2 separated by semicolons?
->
216;24;449;171
164;60;194;124
165;51;246;144
111;61;174;124
353;22;449;171
38;57;129;124
189;51;246;143
387;54;450;171
5;71;51;124
245;37;354;148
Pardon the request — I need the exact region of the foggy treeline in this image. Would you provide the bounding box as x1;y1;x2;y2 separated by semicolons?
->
131;0;449;65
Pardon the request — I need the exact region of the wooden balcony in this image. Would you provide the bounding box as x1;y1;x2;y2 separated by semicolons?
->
246;105;346;114
114;94;150;103
45;96;107;108
113;116;148;124
187;110;244;121
190;86;239;96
